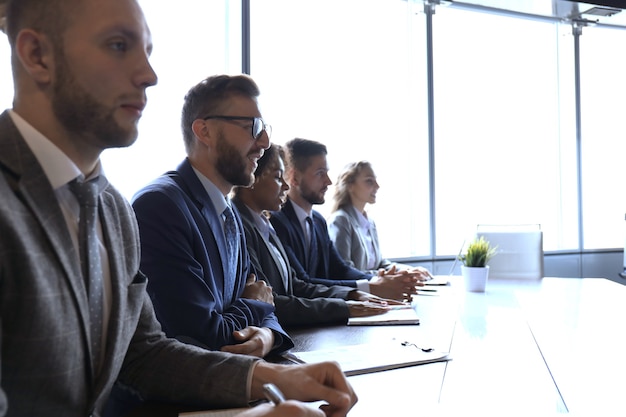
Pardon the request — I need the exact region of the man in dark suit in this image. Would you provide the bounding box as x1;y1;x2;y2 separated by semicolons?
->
132;75;292;357
271;138;429;301
0;1;355;416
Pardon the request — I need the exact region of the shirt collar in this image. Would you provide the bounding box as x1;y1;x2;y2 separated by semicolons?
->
290;199;311;224
244;204;273;240
353;206;371;230
9;109;103;188
191;165;230;214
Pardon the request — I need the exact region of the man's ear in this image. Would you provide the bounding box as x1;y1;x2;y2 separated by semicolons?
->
15;29;55;84
286;167;300;187
191;119;212;148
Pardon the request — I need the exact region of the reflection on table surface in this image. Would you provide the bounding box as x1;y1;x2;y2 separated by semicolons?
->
131;277;626;416
289;276;626;415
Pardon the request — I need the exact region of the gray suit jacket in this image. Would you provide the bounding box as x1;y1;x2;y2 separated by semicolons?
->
0;111;257;417
233;197;353;327
327;205;391;275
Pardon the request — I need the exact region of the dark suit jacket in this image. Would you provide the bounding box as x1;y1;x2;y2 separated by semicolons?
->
233;197;353;326
270;199;373;287
0;111;258;416
132;158;292;353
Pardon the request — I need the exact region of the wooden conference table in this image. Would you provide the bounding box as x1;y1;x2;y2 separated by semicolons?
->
133;277;626;416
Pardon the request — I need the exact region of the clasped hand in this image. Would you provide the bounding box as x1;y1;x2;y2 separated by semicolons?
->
368;265;430;300
345;290;405;318
221;326;275;358
242;273;274;305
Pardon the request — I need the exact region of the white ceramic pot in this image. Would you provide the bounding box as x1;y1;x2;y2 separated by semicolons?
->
461;265;489;293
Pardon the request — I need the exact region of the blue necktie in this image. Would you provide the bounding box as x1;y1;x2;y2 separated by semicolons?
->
223;206;239;301
69;178;104;375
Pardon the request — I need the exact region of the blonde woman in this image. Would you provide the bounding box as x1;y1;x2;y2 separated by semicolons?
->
328;162;431;278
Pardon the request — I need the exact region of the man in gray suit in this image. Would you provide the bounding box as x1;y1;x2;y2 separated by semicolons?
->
0;0;356;416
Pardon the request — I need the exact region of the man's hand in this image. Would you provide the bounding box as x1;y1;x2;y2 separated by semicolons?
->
251;361;357;417
367;265;424;300
406;266;433;281
345;300;390;318
220;326;275;358
236;401;325;417
241;273;274;305
346;290;405;306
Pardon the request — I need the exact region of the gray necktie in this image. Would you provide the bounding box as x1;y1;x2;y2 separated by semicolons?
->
223;205;239;301
69;178;104;374
306;216;317;274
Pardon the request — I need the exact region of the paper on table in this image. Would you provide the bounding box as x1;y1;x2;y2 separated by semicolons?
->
347;305;420;325
423;275;451;286
179;408;248;417
283;341;449;376
179;401;328;416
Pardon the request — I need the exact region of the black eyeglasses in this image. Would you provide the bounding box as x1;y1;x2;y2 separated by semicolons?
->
203;115;272;140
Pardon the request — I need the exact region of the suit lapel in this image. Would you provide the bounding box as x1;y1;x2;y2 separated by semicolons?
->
0;111;93;375
97;189;131;387
268;232;291;292
235;197;291;294
283;200;308;263
176;160;233;300
347;205;373;267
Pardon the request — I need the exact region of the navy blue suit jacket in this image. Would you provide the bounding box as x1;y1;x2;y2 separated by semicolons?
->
270;199;372;287
132;158;292;353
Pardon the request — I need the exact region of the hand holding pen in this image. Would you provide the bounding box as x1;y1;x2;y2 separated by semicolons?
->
234;384;325;416
249;361;356;417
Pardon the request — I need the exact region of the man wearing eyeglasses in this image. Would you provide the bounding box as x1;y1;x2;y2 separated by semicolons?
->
132;75;292;364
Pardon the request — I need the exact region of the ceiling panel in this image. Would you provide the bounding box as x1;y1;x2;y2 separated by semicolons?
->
445;0;626;27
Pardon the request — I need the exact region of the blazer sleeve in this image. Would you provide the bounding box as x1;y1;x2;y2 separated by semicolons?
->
117;287;259;409
240;221;352;327
133;187;291;354
315;214;374;282
327;211;359;269
271;210;364;287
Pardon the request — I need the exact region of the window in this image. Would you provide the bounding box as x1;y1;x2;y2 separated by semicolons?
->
580;27;626;250
101;0;241;200
0;33;12;110
250;0;430;258
432;7;577;254
1;2;622;258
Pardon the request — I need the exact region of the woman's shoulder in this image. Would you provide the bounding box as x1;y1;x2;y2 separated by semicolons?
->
327;207;358;226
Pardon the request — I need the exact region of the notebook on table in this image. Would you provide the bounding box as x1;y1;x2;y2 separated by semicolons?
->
283;340;450;376
347;305;420;326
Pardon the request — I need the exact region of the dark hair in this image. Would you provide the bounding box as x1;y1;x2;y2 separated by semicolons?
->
331;161;373;213
254;144;282;179
283;138;327;174
6;0;73;45
181;74;260;153
232;144;283;197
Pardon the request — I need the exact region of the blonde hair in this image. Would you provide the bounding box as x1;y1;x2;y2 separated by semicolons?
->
330;161;373;213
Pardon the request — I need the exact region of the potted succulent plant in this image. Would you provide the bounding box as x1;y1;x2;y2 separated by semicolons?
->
459;236;497;292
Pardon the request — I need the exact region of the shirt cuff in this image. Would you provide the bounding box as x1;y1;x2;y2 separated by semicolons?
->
356;279;370;292
247;360;261;401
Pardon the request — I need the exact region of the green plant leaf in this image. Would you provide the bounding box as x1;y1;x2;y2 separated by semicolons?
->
458;236;497;267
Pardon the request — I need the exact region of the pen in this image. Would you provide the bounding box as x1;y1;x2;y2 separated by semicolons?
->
263;383;286;405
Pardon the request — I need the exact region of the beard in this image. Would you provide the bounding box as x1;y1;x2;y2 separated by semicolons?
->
51;50;138;149
300;183;326;206
215;129;255;187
